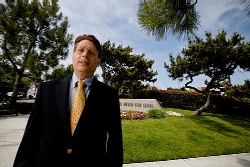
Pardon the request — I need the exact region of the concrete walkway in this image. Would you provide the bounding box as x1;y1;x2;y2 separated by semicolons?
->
123;153;250;167
0;114;28;167
0;114;249;167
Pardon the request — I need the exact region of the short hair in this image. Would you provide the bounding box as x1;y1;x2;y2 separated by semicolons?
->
73;34;102;58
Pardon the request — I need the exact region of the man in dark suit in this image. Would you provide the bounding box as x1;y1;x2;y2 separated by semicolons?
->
13;34;123;167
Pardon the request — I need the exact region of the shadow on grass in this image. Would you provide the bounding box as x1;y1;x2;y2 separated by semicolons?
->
207;114;250;131
184;113;249;137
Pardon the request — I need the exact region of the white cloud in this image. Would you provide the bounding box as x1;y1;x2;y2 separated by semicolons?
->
196;0;237;32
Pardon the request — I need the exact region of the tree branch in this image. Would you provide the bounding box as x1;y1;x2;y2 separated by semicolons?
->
185;72;204;93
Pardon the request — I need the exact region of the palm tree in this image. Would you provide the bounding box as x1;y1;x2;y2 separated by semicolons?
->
137;0;200;40
241;0;250;17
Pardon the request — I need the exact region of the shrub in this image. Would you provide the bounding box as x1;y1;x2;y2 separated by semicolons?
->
0;109;12;115
147;109;166;119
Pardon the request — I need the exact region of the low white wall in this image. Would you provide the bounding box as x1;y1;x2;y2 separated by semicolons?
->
119;99;162;112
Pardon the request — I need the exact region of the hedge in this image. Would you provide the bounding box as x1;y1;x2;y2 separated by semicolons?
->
132;90;250;116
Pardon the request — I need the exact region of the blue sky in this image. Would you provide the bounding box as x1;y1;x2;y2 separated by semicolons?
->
58;0;250;89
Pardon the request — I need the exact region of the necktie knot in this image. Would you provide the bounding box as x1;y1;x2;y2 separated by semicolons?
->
78;80;84;88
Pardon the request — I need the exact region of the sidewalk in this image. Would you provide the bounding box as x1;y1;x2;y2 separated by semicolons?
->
123;153;250;167
0;114;29;167
0;114;249;167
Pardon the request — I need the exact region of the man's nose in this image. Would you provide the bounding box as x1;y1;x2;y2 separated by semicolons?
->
81;50;89;57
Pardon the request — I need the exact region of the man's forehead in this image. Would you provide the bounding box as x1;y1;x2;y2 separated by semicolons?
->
76;40;96;47
76;45;96;49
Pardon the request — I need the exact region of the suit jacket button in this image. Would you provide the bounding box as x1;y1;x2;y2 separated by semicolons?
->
67;148;72;154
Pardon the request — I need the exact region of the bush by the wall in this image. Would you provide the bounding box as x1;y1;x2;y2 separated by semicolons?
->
0;102;33;115
147;109;166;119
119;94;133;99
133;90;250;116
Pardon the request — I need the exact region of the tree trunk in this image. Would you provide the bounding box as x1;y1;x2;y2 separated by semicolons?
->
100;63;108;84
192;93;211;115
10;73;23;116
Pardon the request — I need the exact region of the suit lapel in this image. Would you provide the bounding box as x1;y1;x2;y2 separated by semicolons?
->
56;76;71;135
85;78;100;105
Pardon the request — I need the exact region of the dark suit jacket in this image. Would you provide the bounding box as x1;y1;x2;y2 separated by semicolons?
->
13;76;123;167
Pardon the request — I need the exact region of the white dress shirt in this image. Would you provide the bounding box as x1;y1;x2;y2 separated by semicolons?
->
68;73;94;112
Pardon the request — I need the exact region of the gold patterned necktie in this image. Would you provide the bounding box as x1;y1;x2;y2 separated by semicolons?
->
70;80;85;136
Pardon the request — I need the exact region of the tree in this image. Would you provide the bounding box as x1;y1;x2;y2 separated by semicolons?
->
100;40;158;94
137;0;200;40
241;0;250;17
0;1;73;104
164;30;250;115
224;80;250;101
0;64;15;88
50;64;73;80
0;62;32;93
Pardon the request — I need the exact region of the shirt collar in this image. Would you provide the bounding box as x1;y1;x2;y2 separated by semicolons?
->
72;73;94;88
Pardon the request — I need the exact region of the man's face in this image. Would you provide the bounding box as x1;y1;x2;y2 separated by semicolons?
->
72;40;100;78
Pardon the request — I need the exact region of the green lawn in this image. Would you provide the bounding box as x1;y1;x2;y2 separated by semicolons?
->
122;108;250;164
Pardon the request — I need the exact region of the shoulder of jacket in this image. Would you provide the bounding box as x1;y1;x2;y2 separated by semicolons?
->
93;79;118;92
39;75;72;87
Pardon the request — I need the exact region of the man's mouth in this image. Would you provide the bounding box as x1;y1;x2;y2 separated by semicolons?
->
79;60;89;65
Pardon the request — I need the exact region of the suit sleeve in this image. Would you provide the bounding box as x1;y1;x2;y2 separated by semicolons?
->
13;83;44;167
106;89;123;166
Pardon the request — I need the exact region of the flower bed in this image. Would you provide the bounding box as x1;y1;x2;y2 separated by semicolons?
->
120;110;146;120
